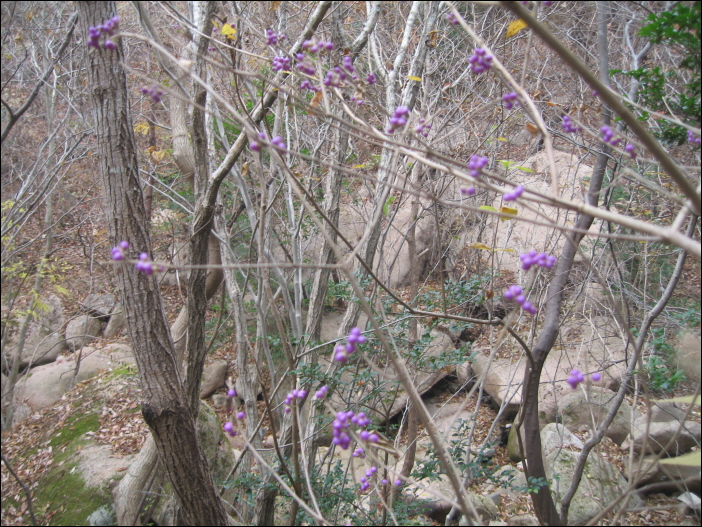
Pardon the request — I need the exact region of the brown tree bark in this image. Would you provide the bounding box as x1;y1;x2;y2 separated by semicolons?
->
77;3;227;524
517;4;611;524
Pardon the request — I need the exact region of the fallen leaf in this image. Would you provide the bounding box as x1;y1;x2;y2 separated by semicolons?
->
306;91;323;114
506;19;528;38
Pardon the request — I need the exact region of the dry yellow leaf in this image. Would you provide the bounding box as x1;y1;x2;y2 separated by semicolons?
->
407;76;422;82
134;122;150;136
467;242;493;251
221;23;237;39
506;19;528;38
306;91;323;114
500;206;518;221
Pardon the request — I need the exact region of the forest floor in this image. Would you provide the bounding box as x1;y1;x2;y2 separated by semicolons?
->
2;148;700;526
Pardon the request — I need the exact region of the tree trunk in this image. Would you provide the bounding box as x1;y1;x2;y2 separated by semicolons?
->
78;3;227;524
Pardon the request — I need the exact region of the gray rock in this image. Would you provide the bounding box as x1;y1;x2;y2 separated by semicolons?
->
557;386;633;445
2;294;68;370
648;401;689;423
541;423;641;525
103;304;125;338
627;455;701;494
65;315;102;351
541;422;584;454
11;347;119;426
508;514;539;526
87;504;116;526
471;353;522;419
81;293;117;320
200;360;228;399
388;328;455;418
624;420;701;456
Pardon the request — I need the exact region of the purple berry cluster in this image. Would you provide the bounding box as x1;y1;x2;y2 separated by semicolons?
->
624;143;636;160
353;446;366;458
140;86;165;103
271;135;286;151
366;73;377;85
300;80;319;92
266;29;286;46
562;115;580;133
223;421;237;437
302;39;334;53
342;56;355;74
468;48;493;74
502;92;519;110
249;131;266;152
222;388;239;436
334;327;367;363
415;118;432;137
272;56;290;72
519;250;556;270
387;106;410;134
249;132;286;153
567;369;601;389
468;155;488;177
284;389;306;413
297;55;316;76
602;126;636;158
503;284;537;315
87;16;120;49
111;241;129;261
446;12;459;25
314;385;328;400
503;184;524;202
461;187;476;196
687;130;701;145
359;465;378;492
332;410;374;449
135;252;154;275
324;65;353;87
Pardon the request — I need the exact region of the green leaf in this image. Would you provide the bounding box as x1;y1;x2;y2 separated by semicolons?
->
659;451;701;466
478;205;498;212
383;196;396;216
515;166;534;173
654;395;700;406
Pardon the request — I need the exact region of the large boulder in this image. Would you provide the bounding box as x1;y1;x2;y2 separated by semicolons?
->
556;386;634;445
200;360;228;399
623;419;701;456
80;293;117;320
542;423;640;525
626;455;702;495
2;293;68;371
375;200;437;288
446;151;595;283
65;315;102;351
11;345;134;426
471;353;523;419
103;304;125;338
